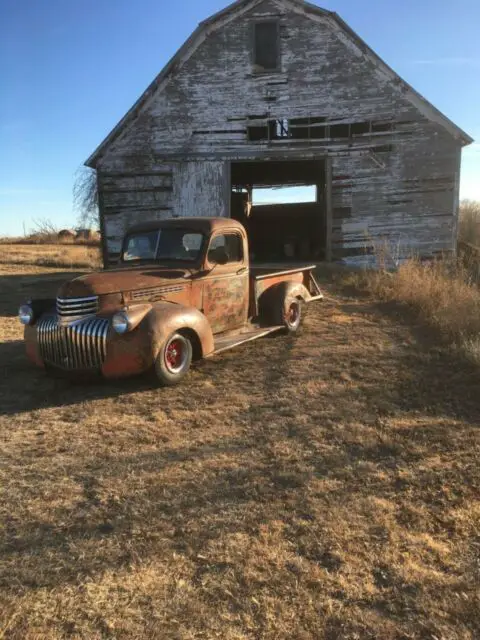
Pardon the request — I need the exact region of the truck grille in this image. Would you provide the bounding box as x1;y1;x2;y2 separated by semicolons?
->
56;296;99;320
38;316;109;370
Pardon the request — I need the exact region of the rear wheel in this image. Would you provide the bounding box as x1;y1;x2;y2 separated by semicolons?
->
275;294;305;334
154;332;192;386
285;299;302;332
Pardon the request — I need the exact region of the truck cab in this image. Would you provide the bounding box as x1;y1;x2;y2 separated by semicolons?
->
20;218;323;386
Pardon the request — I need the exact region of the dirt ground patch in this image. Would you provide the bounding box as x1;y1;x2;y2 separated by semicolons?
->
0;263;479;639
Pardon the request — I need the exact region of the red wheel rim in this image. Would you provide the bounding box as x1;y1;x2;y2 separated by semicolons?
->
165;339;183;372
287;302;299;325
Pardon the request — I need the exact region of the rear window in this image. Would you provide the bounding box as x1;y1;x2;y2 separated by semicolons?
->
208;234;244;263
124;231;158;261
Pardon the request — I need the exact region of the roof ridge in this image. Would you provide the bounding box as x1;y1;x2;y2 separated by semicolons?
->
85;0;472;167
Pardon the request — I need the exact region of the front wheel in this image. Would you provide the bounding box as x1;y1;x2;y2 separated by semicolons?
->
154;332;192;386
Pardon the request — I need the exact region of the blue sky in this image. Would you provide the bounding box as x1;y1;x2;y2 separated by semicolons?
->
1;0;479;235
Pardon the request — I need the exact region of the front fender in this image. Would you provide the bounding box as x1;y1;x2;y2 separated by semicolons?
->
146;302;215;360
102;302;214;378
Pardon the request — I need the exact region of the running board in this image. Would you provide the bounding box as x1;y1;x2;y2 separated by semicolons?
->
209;326;284;357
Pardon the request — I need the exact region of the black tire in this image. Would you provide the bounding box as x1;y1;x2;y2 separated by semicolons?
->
273;294;305;334
154;332;193;386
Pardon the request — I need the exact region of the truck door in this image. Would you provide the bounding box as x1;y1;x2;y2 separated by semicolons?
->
202;231;249;334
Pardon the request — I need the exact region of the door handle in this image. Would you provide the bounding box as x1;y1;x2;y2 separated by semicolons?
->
236;267;247;275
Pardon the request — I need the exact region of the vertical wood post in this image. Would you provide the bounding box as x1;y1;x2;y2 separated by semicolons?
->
325;156;333;262
224;160;232;218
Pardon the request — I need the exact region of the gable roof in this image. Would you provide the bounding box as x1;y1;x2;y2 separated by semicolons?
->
85;0;472;167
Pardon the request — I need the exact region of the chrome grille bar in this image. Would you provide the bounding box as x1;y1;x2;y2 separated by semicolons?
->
37;316;109;370
56;296;99;320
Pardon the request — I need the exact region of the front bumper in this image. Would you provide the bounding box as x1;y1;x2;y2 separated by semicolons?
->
25;314;154;379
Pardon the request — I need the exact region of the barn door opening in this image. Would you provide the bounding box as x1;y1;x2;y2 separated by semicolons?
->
230;159;328;263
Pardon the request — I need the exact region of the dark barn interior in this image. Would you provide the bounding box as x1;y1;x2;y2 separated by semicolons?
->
230;160;326;262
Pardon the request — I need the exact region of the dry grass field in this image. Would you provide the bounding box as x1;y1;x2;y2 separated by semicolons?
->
0;244;102;270
0;256;479;639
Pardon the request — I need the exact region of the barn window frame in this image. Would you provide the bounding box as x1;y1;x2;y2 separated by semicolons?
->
252;21;281;73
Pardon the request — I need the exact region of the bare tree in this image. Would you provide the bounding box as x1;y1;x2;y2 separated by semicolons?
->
73;167;99;228
27;218;60;243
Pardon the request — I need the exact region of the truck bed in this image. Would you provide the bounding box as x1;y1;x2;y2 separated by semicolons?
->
250;263;323;302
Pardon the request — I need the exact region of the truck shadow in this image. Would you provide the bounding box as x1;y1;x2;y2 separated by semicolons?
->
0;269;149;417
0;340;155;418
0;271;86;317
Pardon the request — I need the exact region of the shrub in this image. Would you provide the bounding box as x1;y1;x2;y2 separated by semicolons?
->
347;256;480;364
459;200;480;247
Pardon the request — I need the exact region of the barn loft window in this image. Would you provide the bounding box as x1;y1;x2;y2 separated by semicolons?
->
351;122;371;136
330;124;350;138
253;22;279;72
247;118;287;141
247;117;396;142
372;122;394;133
248;125;269;141
289;117;327;139
272;118;289;138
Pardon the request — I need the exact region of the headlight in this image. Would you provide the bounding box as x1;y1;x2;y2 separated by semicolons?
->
19;304;34;326
112;311;131;334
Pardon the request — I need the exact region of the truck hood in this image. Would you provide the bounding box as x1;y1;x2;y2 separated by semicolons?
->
58;266;192;298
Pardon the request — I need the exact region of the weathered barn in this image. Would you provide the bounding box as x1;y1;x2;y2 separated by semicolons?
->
86;0;472;266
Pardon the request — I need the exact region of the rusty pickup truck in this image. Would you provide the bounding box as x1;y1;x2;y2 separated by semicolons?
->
19;218;323;385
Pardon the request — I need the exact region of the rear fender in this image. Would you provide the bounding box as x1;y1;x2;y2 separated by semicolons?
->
259;281;311;311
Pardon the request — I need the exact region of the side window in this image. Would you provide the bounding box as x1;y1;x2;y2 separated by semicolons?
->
208;234;244;264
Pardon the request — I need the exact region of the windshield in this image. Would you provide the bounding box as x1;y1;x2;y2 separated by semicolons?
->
123;229;204;263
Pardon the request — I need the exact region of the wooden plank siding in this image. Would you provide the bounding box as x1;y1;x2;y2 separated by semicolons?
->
93;0;468;265
175;161;228;219
98;167;175;259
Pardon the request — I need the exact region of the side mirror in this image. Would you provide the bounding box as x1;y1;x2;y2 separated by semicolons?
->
209;247;229;265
